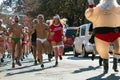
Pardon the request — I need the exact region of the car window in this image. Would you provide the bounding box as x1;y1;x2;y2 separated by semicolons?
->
65;29;77;36
81;26;86;36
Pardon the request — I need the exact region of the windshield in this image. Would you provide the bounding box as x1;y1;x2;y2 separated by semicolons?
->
65;29;77;36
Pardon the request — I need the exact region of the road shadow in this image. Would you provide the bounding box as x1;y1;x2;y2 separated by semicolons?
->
67;54;104;61
1;64;38;73
67;55;114;61
22;58;54;64
21;59;34;64
72;66;100;73
5;65;53;77
64;53;73;56
6;64;36;71
67;56;82;60
87;73;120;80
87;73;105;80
43;59;55;64
67;56;91;61
6;58;55;71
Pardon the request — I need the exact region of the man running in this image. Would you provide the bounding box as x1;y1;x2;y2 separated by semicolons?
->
8;16;23;68
32;14;50;68
0;19;7;66
31;19;37;65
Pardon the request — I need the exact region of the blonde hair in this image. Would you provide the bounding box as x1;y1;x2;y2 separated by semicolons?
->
52;18;61;25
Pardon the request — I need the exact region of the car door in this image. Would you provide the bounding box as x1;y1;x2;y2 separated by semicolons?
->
75;25;86;53
74;27;81;53
84;24;93;52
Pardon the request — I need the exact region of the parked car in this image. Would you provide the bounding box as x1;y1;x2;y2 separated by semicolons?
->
63;27;78;54
73;23;113;57
73;23;93;57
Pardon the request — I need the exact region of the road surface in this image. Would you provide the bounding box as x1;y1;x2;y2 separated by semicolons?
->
0;52;120;80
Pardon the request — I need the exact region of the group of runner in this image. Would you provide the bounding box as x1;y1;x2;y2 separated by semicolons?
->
0;14;64;69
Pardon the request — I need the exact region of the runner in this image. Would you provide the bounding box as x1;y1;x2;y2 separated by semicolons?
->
89;23;103;66
31;18;37;65
46;20;53;62
6;29;12;57
32;14;50;68
22;26;30;60
0;19;7;66
50;14;64;67
85;0;120;74
8;16;23;68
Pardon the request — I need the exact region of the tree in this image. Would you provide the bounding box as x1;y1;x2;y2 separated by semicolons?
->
25;0;86;26
3;0;120;26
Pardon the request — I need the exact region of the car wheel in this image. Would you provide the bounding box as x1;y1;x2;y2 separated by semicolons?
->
73;47;79;57
81;46;88;57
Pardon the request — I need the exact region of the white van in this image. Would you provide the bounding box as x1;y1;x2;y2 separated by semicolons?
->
73;23;95;57
73;23;113;57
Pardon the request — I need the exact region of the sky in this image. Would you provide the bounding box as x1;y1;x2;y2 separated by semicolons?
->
0;0;3;5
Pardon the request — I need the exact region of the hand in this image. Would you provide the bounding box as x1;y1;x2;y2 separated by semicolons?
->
87;0;94;5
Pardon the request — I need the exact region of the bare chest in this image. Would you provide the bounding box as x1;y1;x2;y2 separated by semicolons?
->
36;25;46;32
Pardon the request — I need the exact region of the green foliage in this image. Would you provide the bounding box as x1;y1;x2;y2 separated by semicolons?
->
26;0;87;26
24;0;120;26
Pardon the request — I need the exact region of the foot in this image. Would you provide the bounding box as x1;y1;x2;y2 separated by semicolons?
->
16;60;22;66
34;60;37;65
99;63;103;66
41;64;44;69
2;54;5;58
91;54;95;61
103;70;108;74
59;56;62;60
23;55;25;59
48;58;51;62
113;67;119;72
12;63;15;68
38;59;40;63
99;61;103;66
48;54;52;62
118;59;120;62
0;58;4;63
25;54;28;57
53;61;58;67
113;69;119;72
21;58;23;61
7;54;11;58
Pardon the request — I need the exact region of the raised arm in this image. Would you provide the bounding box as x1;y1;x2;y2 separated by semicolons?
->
85;0;95;22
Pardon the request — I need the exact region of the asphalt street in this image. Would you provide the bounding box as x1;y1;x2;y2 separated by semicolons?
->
0;52;120;80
